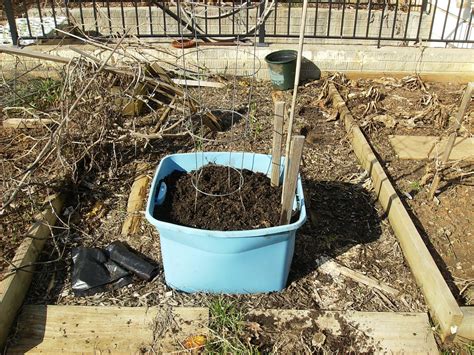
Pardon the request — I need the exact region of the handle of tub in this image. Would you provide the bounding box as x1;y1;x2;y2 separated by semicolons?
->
155;181;167;205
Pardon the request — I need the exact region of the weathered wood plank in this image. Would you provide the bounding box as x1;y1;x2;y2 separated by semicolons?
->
458;307;474;341
2;118;54;129
122;83;148;117
280;136;304;225
343;71;474;84
317;256;400;297
171;79;225;88
329;84;463;341
247;309;438;353
389;135;474;161
8;305;208;354
121;163;151;236
0;195;64;349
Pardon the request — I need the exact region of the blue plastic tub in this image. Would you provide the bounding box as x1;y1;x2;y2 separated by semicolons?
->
145;152;306;294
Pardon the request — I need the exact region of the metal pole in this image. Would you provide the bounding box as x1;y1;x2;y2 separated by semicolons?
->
258;0;267;46
4;0;19;46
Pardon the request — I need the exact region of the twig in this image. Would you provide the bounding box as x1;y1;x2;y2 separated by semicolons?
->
317;256;400;297
1;31;130;213
429;82;473;199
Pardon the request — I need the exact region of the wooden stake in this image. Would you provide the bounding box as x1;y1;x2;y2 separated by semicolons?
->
271;101;285;187
282;0;309;182
280;136;305;225
429;82;473;200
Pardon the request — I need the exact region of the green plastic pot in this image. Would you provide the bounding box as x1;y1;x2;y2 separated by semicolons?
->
264;50;297;90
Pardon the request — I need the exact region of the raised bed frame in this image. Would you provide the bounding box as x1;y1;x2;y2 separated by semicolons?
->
0;73;472;352
0;195;64;348
328;83;472;342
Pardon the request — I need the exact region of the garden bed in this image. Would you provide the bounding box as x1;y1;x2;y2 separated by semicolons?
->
2;68;470;351
17;78;425;314
337;76;473;306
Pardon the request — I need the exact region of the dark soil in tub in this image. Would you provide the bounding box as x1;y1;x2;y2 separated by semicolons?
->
154;164;289;231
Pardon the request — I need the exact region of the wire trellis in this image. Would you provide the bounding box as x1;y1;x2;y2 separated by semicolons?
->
173;0;261;202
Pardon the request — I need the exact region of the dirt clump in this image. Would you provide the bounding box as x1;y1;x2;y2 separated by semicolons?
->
245;311;377;353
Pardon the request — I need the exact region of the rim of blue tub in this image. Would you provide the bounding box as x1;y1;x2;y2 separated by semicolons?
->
145;152;307;238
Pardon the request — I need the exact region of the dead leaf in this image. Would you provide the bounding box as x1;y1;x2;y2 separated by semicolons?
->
325;110;339;122
246;321;262;340
183;335;207;350
312;332;326;347
85;201;106;219
372;114;397;128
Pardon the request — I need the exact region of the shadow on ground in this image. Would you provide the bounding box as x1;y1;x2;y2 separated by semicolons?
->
288;179;383;283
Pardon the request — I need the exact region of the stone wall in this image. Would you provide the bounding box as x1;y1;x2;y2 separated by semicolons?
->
1;43;473;80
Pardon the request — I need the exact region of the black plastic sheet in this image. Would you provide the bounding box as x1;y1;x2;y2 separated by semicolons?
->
105;241;158;281
71;247;133;296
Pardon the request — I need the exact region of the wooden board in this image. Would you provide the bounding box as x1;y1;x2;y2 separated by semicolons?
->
8;305;208;354
458;307;474;341
280;136;304;225
171;79;225;88
343;71;474;84
122;83;147;116
0;195;64;349
121;163;151;236
329;84;463;341
247;309;438;353
389;135;474;161
317;256;400;296
2;118;54;129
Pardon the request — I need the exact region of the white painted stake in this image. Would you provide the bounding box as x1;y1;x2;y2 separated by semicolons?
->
271;101;285;187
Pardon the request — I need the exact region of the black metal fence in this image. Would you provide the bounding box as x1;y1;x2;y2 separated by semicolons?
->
2;0;473;46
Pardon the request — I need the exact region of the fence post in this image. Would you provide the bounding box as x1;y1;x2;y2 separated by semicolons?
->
257;0;268;46
421;0;428;13
3;0;19;45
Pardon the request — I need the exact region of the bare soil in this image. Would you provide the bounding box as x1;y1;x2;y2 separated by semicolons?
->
20;77;426;317
155;166;285;231
338;76;474;305
246;310;377;353
2;72;450;352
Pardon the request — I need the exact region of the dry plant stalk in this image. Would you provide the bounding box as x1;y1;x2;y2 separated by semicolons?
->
1;35;229;214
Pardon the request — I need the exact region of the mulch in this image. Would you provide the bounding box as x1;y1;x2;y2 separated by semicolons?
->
2;70;450;352
337;76;474;305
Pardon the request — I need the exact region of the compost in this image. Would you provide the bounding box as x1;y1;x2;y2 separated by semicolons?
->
154;165;285;231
